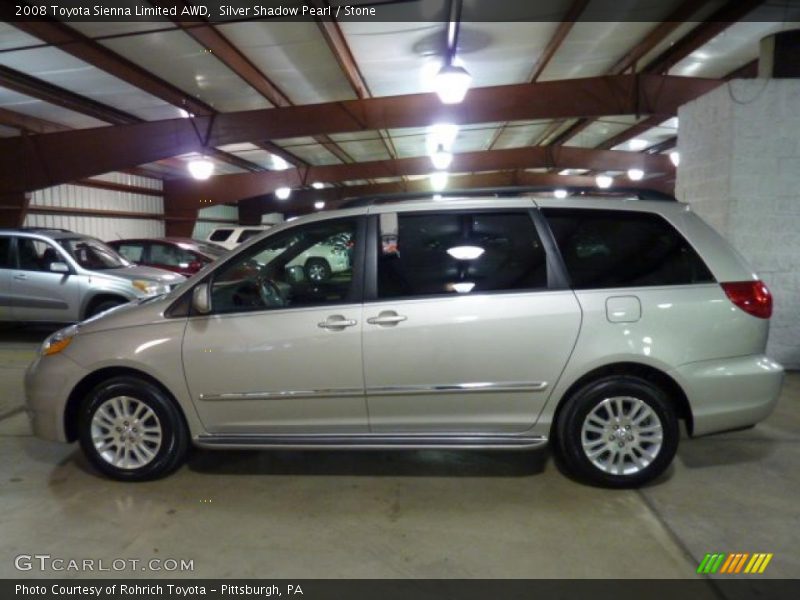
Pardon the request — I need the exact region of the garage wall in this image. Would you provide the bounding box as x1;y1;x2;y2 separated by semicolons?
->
192;205;239;240
677;79;800;369
25;173;165;241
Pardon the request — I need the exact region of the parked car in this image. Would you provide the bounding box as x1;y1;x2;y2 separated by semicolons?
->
25;195;783;486
0;228;184;322
108;237;227;277
206;225;272;250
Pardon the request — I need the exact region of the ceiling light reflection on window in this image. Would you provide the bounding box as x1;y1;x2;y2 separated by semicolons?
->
430;171;449;191
449;282;476;294
447;245;485;260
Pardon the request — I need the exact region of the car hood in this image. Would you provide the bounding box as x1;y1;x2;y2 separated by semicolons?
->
77;292;177;334
101;265;185;284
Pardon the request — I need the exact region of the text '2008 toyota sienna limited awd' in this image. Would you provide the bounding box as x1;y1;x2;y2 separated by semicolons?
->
24;193;784;487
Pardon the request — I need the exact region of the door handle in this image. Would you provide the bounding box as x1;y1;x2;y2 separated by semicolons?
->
367;311;408;326
12;273;27;281
318;315;357;331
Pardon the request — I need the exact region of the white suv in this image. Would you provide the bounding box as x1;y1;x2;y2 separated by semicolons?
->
206;225;272;250
25;193;783;487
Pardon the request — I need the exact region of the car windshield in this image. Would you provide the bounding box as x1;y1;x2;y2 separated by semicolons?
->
59;237;130;270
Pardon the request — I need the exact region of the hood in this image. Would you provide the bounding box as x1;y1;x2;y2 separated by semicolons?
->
102;264;186;284
78;293;175;334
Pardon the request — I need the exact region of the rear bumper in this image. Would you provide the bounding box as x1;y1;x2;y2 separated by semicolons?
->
671;355;784;436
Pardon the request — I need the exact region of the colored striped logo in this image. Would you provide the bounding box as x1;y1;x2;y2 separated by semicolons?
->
697;553;773;574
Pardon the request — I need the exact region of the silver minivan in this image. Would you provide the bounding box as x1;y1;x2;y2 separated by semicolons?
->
1;228;185;322
24;195;784;487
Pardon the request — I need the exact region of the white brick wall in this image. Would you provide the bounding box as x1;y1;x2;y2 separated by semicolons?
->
677;79;800;368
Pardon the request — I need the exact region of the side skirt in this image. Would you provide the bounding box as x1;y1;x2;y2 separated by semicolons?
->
195;433;548;451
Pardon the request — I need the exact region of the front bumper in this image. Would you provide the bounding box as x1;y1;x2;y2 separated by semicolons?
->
25;352;88;443
671;354;784;436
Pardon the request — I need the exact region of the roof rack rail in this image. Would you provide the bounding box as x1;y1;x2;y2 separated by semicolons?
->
339;185;676;209
15;227;73;232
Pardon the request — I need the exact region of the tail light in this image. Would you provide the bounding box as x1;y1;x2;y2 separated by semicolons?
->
721;280;772;319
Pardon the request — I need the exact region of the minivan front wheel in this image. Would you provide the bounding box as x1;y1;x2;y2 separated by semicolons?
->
78;376;188;481
555;376;679;488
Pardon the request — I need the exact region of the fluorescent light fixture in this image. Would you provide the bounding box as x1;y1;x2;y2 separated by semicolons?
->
434;64;472;104
433;194;443;201
430;171;449;191
311;182;325;190
314;201;325;210
447;245;485;260
596;174;613;189
554;189;568;199
451;282;476;294
627;168;645;181
272;155;289;171
275;187;292;200
187;158;214;180
629;138;648;151
430;144;453;170
670;151;681;167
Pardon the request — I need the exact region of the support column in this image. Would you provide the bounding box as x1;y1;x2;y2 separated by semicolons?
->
0;192;31;228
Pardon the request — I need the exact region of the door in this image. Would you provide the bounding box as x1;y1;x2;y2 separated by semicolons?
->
0;236;12;320
182;216;368;434
363;210;582;433
11;236;82;322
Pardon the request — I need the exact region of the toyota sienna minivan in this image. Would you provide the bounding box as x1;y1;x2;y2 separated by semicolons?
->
24;194;784;487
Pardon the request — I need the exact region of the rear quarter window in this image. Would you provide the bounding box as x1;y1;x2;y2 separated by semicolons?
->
209;229;233;242
542;208;714;289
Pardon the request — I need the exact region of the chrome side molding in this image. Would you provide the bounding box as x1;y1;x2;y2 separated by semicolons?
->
367;381;548;395
199;381;548;402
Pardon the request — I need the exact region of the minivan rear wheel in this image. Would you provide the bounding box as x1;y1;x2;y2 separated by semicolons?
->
78;376;188;481
555;376;679;488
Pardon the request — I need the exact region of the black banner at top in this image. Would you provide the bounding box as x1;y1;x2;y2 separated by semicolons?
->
3;0;800;23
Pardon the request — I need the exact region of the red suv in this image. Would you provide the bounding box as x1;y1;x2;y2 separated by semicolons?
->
108;237;227;277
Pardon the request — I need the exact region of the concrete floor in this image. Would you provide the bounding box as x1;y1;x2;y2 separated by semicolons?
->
1;325;798;580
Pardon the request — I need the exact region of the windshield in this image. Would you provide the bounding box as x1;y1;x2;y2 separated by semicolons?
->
59;237;130;270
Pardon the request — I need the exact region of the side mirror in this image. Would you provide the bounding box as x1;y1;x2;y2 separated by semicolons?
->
192;283;211;315
50;262;70;274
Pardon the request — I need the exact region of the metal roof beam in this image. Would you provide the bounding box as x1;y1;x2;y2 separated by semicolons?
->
163;145;674;209
0;74;717;193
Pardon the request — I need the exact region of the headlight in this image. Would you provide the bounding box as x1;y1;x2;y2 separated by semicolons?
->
41;325;79;357
132;280;169;296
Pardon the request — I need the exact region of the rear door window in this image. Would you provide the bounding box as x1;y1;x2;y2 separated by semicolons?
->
542;208;714;289
377;211;548;299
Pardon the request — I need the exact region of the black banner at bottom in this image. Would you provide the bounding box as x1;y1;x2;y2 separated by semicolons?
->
5;579;800;600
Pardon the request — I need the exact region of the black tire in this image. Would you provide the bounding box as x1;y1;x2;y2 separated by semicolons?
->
554;376;679;488
87;298;126;318
304;258;332;282
78;376;189;481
